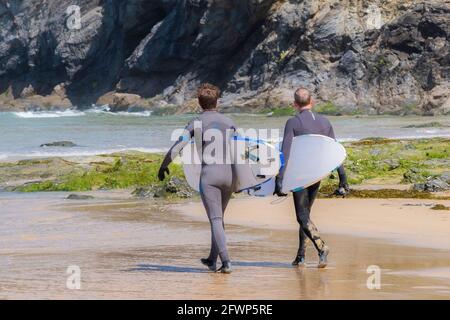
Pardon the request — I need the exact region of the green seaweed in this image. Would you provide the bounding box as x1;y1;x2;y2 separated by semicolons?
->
7;138;450;199
16;153;185;192
403;122;448;129
314;102;342;116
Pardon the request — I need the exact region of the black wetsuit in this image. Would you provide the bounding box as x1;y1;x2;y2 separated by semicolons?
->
278;109;347;257
160;111;236;264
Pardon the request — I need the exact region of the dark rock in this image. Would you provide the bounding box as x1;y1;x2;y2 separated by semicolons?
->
165;176;195;198
0;1;449;114
67;194;94;200
132;185;166;199
440;172;450;184
413;177;450;192
40;141;77;148
132;177;195;199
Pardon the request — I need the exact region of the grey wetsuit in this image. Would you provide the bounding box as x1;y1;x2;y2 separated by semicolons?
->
278;109;347;257
161;111;236;264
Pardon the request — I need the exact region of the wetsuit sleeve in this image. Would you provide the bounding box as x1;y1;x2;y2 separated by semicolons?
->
160;120;196;169
327;122;348;187
278;118;296;180
327;124;336;140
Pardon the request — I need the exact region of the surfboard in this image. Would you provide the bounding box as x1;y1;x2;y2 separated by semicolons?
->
248;135;346;196
280;134;347;193
181;136;282;193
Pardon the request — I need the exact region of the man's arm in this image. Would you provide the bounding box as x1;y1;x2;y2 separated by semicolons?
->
274;118;295;196
327;123;349;194
158;120;196;181
278;118;296;180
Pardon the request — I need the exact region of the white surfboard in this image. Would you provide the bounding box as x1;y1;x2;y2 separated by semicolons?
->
281;134;347;193
181;137;282;193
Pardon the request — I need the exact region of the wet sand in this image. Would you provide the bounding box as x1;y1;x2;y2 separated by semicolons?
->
178;196;450;251
1;192;450;299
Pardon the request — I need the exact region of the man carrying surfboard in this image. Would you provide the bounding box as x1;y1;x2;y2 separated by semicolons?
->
274;88;349;268
158;83;236;274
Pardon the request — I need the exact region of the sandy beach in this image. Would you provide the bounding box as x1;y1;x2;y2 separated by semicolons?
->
1;191;449;300
177;196;450;251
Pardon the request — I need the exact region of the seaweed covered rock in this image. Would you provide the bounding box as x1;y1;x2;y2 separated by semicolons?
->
413;177;450;192
132;185;166;199
40;141;78;148
67;194;95;200
132;177;195;199
403;168;427;183
165;177;195;198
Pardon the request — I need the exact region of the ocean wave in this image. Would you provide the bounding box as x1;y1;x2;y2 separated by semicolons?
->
84;106;153;117
0;147;167;161
5;106;153;118
12;110;86;118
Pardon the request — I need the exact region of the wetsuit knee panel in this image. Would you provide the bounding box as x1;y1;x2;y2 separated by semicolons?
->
209;216;224;223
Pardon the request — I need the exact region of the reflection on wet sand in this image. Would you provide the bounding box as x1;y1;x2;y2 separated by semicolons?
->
0;192;449;299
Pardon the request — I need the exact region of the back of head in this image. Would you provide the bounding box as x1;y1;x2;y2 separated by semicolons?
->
294;88;311;107
198;83;221;110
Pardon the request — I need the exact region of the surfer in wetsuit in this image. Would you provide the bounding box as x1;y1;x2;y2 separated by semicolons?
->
158;83;236;274
274;88;349;268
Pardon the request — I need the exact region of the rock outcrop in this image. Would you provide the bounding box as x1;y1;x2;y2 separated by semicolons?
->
0;0;449;114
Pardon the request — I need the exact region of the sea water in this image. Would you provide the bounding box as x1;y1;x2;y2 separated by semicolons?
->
0;108;449;161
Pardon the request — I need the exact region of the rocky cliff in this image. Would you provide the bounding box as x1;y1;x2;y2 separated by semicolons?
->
0;0;449;115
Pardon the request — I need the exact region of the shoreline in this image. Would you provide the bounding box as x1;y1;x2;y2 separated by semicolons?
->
0;136;449;201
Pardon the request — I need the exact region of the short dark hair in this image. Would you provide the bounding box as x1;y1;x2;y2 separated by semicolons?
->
294;88;311;107
197;83;221;110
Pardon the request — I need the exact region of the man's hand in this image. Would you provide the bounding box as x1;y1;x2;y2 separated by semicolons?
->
158;166;170;181
273;177;288;197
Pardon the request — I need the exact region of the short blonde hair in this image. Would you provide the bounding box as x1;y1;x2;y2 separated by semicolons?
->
294;88;311;107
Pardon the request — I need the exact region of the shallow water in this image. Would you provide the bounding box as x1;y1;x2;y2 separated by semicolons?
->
0;110;449;161
1;192;449;299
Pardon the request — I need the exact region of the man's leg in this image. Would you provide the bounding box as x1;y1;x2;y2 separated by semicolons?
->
307;182;321;210
206;186;232;263
201;184;230;264
293;183;326;254
295;182;320;261
297;228;308;258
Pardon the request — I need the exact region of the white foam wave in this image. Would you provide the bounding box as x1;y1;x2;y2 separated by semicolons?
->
115;111;153;117
85;108;153;117
0;147;167;161
12;110;85;118
8;106;153;118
